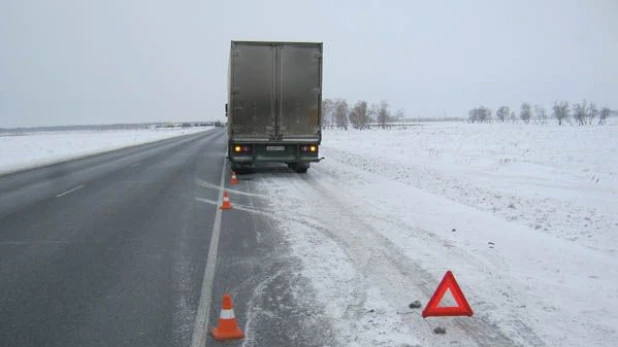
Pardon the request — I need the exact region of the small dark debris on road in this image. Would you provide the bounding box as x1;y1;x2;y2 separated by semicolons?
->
409;300;422;309
433;327;446;334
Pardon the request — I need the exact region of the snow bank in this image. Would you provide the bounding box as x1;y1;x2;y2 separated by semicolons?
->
0;127;213;176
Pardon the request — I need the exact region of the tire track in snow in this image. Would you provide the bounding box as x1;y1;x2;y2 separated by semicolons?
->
253;169;543;347
299;174;527;347
255;174;430;346
304;168;547;347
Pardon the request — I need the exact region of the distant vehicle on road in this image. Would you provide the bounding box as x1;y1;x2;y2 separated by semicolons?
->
226;41;323;173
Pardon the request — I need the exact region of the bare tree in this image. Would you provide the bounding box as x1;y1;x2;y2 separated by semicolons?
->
571;99;599;126
572;100;592;126
552;101;569;125
376;100;391;129
334;99;349;130
520;103;532;124
468;108;478;123
599;107;611;125
510;111;517;122
496;106;510;122
349;100;371;129
572;102;584;126
468;106;491;123
360;101;373;128
535;104;547;124
348;105;360;129
322;99;335;129
589;102;598;125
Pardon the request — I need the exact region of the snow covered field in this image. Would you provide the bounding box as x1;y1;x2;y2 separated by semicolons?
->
252;122;618;347
0;127;212;176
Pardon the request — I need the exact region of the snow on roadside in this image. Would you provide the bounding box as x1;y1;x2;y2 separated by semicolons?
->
0;127;213;175
252;122;618;347
254;174;424;347
325;123;618;255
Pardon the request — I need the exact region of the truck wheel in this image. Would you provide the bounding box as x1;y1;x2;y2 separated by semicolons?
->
295;163;309;173
232;163;252;174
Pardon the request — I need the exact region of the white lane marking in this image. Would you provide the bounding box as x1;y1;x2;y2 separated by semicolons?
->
190;155;227;347
55;185;85;198
196;197;274;218
196;178;267;198
195;197;218;206
131;162;141;167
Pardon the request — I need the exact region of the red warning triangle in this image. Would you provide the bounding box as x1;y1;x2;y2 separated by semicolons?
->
422;271;473;318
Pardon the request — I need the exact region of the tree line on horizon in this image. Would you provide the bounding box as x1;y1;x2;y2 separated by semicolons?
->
321;99;405;130
469;100;612;125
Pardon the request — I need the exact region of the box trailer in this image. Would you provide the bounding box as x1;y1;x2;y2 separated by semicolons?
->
226;41;323;173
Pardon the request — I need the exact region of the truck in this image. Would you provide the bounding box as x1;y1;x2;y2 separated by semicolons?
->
226;41;323;173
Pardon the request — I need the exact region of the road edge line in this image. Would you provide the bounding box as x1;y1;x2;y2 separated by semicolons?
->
55;184;85;198
190;153;227;347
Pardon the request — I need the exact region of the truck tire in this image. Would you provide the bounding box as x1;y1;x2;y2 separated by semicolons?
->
295;163;310;173
232;163;252;174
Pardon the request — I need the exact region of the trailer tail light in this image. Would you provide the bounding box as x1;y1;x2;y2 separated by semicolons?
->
233;145;252;153
301;145;318;153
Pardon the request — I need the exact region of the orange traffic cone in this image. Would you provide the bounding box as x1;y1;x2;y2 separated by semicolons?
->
230;171;239;185
211;293;245;341
220;190;232;210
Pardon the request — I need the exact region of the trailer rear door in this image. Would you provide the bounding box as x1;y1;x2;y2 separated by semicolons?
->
229;43;277;139
277;44;322;140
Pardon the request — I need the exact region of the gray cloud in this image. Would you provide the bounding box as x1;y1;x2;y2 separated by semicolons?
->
1;0;617;127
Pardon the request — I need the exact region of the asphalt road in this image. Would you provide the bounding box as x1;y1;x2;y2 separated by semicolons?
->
0;129;334;347
0;129;226;347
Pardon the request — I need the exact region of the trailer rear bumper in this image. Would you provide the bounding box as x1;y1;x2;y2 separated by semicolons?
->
230;157;324;163
228;142;322;164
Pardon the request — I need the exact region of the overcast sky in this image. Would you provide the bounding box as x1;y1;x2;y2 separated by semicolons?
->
1;0;617;128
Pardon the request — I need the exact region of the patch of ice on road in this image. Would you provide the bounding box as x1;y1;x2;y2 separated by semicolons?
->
0;127;213;175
